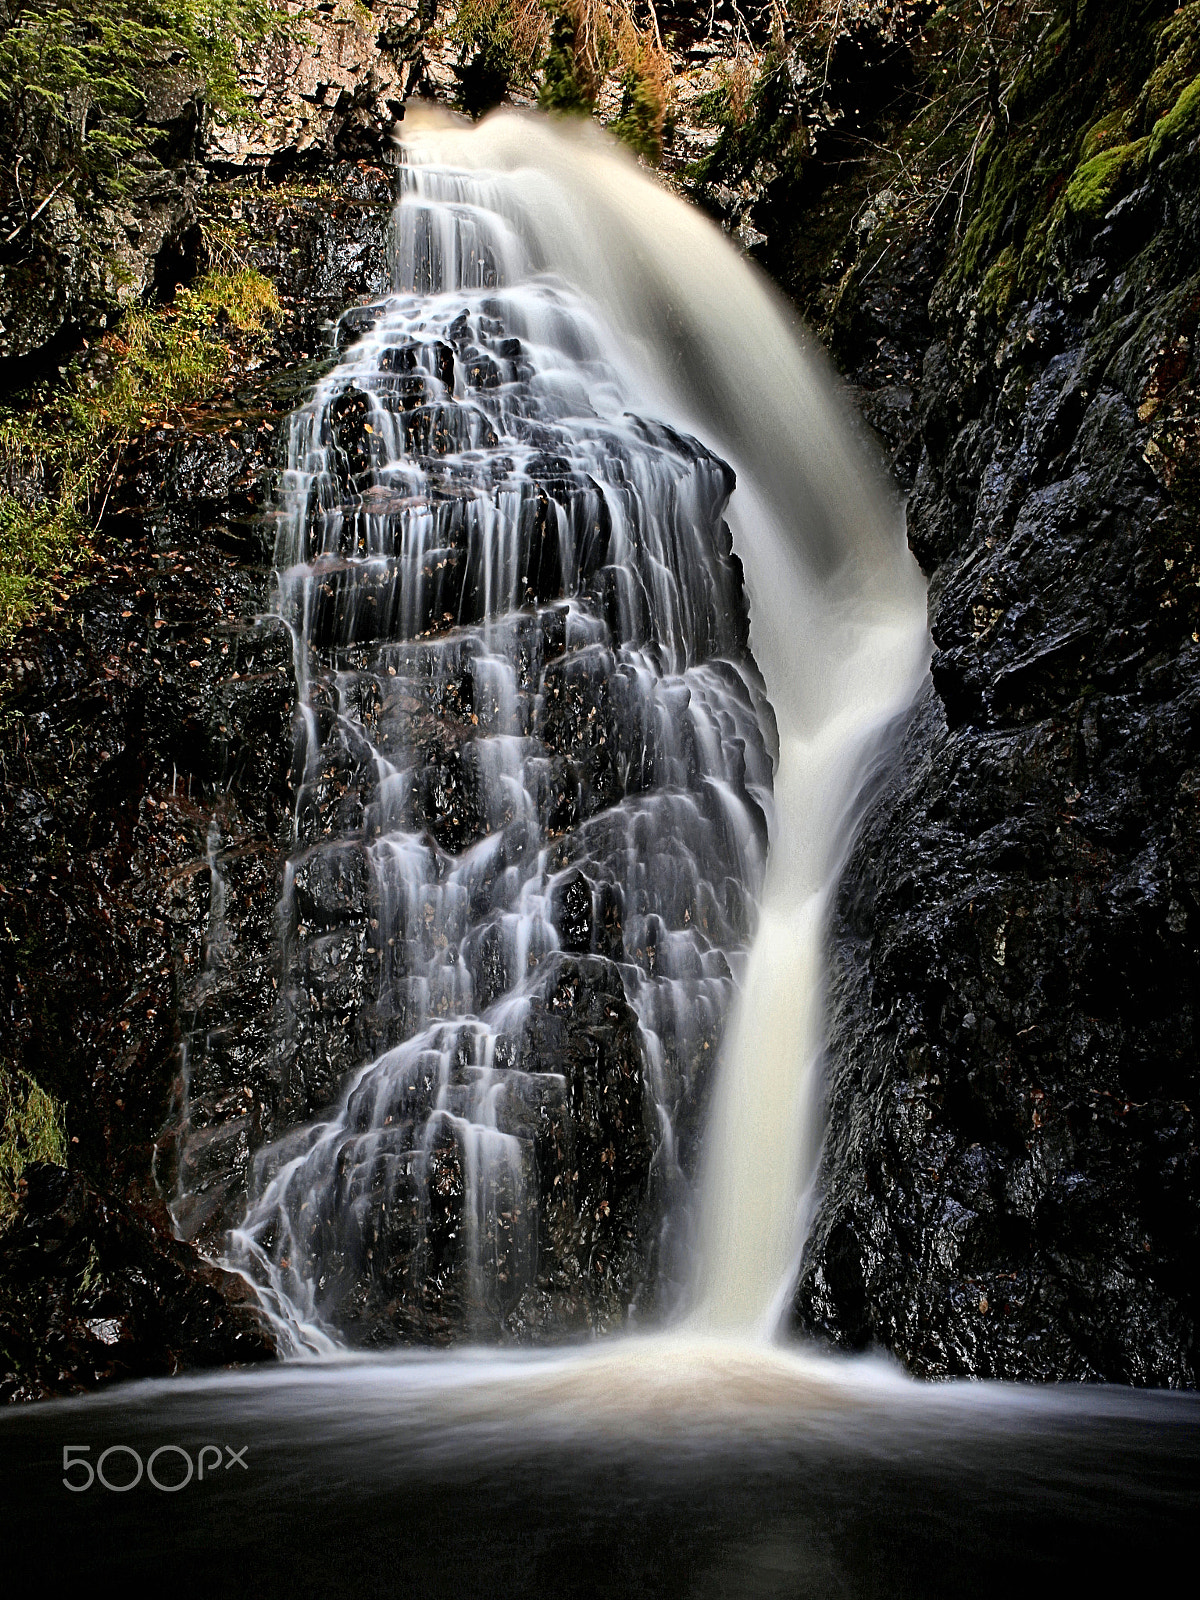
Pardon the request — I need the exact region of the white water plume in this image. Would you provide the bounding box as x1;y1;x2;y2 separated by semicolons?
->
222;106;928;1350
392;107;930;1334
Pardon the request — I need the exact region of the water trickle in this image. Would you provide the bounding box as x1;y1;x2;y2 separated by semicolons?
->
216;109;928;1353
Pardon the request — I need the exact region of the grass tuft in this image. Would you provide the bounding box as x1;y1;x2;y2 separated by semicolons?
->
0;1062;68;1225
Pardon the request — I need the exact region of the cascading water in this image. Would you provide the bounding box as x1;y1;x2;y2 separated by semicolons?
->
215;107;928;1354
11;112;1197;1600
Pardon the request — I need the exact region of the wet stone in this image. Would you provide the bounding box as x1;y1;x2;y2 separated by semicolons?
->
795;110;1200;1384
222;168;776;1350
0;164;398;1396
293;843;371;929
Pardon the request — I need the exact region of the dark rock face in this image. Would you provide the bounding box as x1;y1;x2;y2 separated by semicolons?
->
293;953;656;1346
0;1163;271;1403
514;955;655;1334
796;57;1200;1381
0;165;395;1399
0;167;202;373
2;152;774;1384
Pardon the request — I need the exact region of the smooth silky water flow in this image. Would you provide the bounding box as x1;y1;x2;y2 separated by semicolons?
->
216;107;929;1352
4;111;1195;1598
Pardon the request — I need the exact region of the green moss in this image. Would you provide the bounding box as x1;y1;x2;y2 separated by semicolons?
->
1079;107;1135;162
0;266;280;649
979;245;1018;320
1149;72;1200;159
925;1;1175;306
189;267;282;335
0;1063;68;1224
953;134;1032;285
1140;2;1200;123
1064;137;1149;220
0;488;88;651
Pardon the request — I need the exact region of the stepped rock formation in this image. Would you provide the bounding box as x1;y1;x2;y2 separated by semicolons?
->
196;217;773;1346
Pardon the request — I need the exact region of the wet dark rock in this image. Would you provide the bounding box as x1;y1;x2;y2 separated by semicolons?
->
795;35;1200;1384
0;1164;270;1402
293;843;371;930
553;871;607;954
0;164;397;1396
509;955;656;1337
215;263;773;1351
0;167;203;373
310;953;655;1347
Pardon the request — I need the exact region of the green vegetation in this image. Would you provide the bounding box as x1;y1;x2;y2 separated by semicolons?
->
1149;71;1200;159
0;1062;67;1224
530;1;673;156
449;0;550;117
691;35;803;193
607;10;671;160
1139;1;1200;122
1064;136;1149;219
610;65;660;158
0;473;88;653
689;0;1198;338
537;8;594;114
0;0;287;220
435;0;674;147
1078;106;1134;161
0;266;280;647
941;0;1200;308
691;56;756;132
978;243;1018;320
0;1;294;649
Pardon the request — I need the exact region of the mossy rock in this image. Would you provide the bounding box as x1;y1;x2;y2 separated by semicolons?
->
953;134;1033;285
1;1064;68;1224
1079;107;1135;162
0;266;280;647
979;245;1018;321
1064;137;1149;220
1149;72;1200;159
1139;2;1200;124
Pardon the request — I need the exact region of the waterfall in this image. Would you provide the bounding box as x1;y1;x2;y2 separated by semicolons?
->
221;107;928;1352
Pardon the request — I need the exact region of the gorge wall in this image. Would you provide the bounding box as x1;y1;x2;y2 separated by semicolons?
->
0;163;400;1394
3;0;1199;1394
769;2;1200;1383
